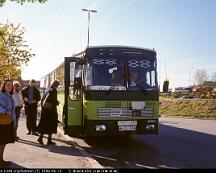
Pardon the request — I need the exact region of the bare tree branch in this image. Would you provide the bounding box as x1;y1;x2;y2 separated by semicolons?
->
193;69;209;85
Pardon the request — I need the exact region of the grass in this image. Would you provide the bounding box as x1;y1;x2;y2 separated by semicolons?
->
160;98;216;119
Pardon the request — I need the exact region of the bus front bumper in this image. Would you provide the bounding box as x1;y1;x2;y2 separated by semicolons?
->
84;119;159;136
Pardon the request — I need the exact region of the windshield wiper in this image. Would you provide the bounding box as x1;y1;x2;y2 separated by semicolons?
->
105;74;125;95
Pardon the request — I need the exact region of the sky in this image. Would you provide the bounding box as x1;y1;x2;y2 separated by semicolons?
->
1;0;216;89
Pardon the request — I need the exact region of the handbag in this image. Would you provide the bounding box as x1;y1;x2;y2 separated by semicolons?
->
43;102;53;109
42;88;53;109
0;113;12;125
0;98;13;125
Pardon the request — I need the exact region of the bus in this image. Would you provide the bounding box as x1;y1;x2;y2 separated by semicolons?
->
41;45;159;136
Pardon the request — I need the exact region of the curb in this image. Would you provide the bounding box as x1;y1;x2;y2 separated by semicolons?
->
57;127;103;168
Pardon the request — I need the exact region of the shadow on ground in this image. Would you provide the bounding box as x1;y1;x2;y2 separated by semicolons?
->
78;124;216;168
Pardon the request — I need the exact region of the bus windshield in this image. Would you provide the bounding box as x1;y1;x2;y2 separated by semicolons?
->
127;58;157;91
85;56;157;91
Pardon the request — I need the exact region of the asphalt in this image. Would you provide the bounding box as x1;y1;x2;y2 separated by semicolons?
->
3;109;103;169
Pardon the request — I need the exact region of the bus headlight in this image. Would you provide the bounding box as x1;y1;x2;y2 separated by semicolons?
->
95;125;106;131
146;124;155;130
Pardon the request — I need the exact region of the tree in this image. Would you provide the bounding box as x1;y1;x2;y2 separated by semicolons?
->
0;21;34;81
193;69;209;85
0;0;47;7
211;72;216;81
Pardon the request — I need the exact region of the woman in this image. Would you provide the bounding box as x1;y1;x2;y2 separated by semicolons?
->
37;80;60;145
0;80;16;168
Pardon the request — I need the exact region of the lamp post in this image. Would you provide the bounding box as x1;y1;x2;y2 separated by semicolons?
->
82;8;97;47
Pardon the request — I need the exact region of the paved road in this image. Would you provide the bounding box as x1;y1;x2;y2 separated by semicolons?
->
73;117;216;168
4;112;102;169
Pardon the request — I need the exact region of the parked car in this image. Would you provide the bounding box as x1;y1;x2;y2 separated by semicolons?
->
180;96;198;100
175;87;192;93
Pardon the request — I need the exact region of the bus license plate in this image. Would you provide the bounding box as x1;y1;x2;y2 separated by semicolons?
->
119;125;136;131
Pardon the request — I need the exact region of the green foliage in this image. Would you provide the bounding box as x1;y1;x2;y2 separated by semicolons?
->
0;0;47;7
0;21;34;80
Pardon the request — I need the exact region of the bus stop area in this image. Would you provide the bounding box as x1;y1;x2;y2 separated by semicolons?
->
3;112;103;169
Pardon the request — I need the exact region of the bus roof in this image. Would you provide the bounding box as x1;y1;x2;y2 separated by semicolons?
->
71;45;156;57
86;45;156;53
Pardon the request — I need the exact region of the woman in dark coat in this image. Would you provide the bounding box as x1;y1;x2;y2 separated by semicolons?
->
37;80;60;145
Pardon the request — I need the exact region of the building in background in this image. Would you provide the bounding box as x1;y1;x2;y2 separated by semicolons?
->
19;79;40;90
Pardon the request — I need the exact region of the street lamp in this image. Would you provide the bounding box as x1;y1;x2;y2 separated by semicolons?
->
82;8;97;47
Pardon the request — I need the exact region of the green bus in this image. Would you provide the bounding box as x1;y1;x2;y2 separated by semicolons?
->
41;45;159;136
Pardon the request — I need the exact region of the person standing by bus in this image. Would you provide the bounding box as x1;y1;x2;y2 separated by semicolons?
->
0;80;16;168
37;80;60;145
12;81;24;141
21;79;41;135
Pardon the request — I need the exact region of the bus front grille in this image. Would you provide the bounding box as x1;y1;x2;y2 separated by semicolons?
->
98;107;153;117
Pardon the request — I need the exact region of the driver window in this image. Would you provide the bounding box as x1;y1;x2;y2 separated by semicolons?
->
146;71;151;86
85;63;93;86
151;71;156;87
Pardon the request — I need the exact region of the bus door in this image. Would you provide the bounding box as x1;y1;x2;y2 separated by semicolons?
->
64;57;83;136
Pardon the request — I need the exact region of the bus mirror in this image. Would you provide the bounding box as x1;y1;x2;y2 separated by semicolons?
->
74;77;82;89
109;67;117;74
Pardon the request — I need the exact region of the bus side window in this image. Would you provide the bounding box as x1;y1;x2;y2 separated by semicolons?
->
74;77;82;89
69;66;82;101
72;77;82;101
85;64;93;86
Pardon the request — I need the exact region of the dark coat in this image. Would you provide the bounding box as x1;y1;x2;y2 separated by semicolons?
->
21;86;41;107
37;86;59;134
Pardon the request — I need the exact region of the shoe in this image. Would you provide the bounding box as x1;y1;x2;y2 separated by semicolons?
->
27;131;31;135
37;137;44;145
47;140;56;146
